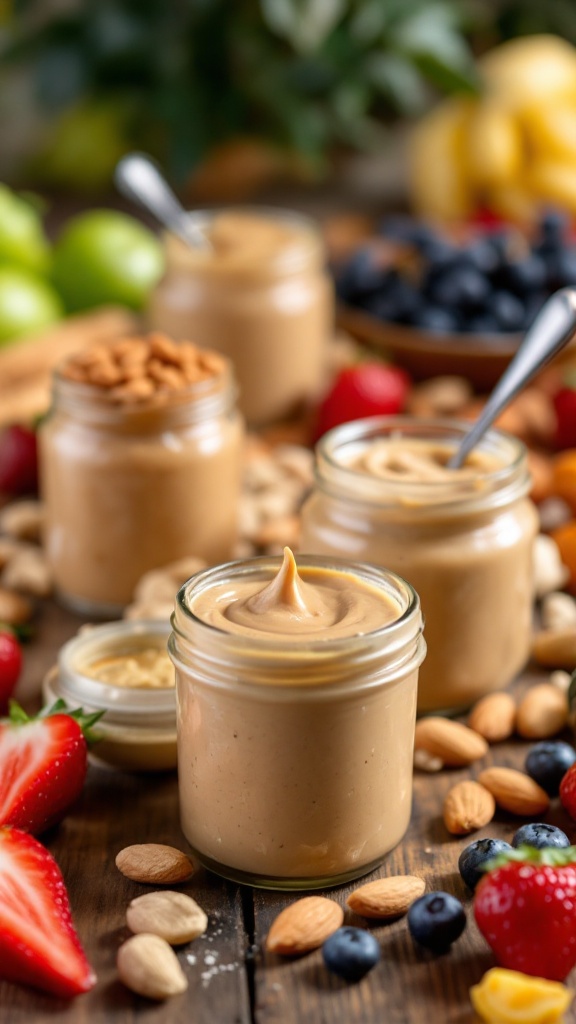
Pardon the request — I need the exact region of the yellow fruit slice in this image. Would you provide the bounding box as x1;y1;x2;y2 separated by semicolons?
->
528;160;576;215
470;967;573;1024
409;97;475;220
465;101;524;188
480;35;576;110
486;182;536;226
523;102;576;162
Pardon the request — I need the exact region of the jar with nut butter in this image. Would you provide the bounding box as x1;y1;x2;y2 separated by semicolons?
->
147;209;333;426
300;417;539;715
170;548;425;890
39;334;244;616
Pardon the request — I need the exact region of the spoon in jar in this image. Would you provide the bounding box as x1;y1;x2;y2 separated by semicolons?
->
448;287;576;469
114;152;211;251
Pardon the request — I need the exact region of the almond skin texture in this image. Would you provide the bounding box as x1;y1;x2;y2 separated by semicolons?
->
516;683;568;739
266;897;344;955
443;780;496;836
468;692;517;743
115;844;195;885
347;876;425;920
414;718;488;767
477;767;550;816
532;629;576;669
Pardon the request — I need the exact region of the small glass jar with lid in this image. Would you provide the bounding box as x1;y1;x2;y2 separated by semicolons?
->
300;417;539;715
39;343;243;617
169;553;425;890
147;208;333;425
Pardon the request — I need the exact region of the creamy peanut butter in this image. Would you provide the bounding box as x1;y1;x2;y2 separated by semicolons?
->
84;649;174;689
190;547;399;639
172;554;425;888
148;209;332;425
301;422;538;713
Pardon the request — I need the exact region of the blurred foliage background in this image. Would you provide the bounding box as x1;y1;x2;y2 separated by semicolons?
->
1;0;576;193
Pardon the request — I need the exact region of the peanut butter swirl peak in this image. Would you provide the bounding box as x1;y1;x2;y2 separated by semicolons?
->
60;332;226;403
189;547;401;639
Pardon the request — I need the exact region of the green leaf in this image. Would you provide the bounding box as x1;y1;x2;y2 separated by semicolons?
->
260;0;346;52
484;844;576;873
364;52;428;113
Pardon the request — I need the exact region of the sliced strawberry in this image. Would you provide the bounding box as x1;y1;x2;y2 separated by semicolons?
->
0;826;95;997
0;701;102;835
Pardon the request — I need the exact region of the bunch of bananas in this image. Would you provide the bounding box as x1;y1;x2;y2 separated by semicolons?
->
409;35;576;224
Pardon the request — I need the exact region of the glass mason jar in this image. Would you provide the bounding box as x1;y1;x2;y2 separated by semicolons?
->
169;555;425;891
39;361;243;616
300;418;539;715
147;208;333;426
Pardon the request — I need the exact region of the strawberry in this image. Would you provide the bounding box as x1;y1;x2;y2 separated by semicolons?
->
0;700;102;835
560;758;576;820
313;361;411;441
0;424;38;495
0;628;22;712
0;826;95;997
474;846;576;981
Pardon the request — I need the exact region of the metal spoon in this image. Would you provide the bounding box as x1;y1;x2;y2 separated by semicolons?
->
114;152;211;251
449;287;576;468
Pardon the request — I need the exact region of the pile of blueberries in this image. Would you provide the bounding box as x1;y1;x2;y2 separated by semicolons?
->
335;211;576;335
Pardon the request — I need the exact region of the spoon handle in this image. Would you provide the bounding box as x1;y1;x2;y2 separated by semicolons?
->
114;153;210;251
449;287;576;468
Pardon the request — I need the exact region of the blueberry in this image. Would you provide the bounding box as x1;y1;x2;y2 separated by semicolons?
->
462;238;501;276
525;740;576;796
335;249;385;303
503;256;547;294
464;313;501;334
491;290;525;332
322;926;380;981
427;266;490;309
553;249;576;287
458;838;513;890
407;892;466;953
540;209;569;243
412;306;459;333
378;215;422;243
363;277;420;323
512;822;570;850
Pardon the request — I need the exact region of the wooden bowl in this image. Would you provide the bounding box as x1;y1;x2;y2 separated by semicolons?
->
337;304;522;390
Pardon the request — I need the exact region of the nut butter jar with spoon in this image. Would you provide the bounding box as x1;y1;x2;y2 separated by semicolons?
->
301;417;538;715
169;549;425;890
39;333;244;616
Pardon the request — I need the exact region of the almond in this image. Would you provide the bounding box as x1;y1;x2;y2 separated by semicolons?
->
266;897;344;955
346;876;425;920
442;780;496;836
531;629;576;669
477;767;550;816
516;683;568;739
414;717;488;767
468;692;517;743
115;844;196;885
126;891;208;945
117;933;187;999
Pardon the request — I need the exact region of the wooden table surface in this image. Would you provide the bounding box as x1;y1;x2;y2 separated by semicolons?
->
4;603;576;1024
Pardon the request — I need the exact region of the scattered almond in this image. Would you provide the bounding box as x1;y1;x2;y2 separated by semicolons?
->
2;546;52;596
115;844;196;885
0;585;32;625
478;767;550;816
347;876;425;920
468;692;517;743
126;891;207;945
117;933;187;999
414;717;488;767
516;683;568;739
0;500;44;541
532;629;576;669
443;780;496;836
266;897;344;955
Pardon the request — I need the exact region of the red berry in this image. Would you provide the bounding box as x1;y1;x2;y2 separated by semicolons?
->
0;629;22;711
313;362;410;441
560;761;576;820
0;424;38;495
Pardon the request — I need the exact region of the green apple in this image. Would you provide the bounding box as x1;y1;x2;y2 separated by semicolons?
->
52;210;164;312
0;267;63;344
0;186;51;275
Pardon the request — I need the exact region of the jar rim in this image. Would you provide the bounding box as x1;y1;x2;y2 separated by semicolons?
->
315;416;529;512
171;554;424;694
55;619;175;719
